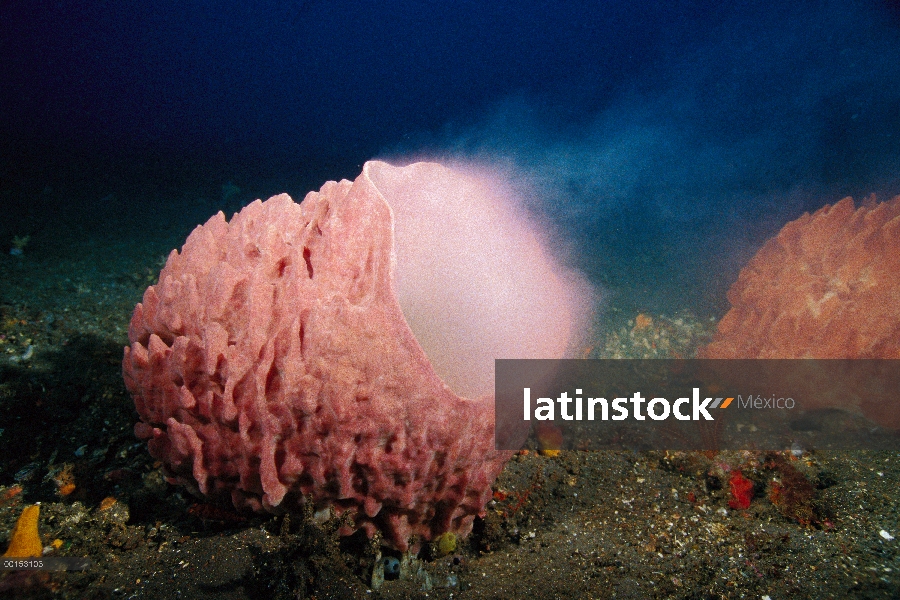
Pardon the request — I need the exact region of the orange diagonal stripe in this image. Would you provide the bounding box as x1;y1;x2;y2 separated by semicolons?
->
719;397;733;409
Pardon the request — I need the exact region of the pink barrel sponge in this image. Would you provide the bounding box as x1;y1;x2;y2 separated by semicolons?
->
123;160;592;550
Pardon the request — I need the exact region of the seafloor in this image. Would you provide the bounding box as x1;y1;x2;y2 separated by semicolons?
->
0;193;898;599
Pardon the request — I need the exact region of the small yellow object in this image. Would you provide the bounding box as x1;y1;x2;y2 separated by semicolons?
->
50;539;63;550
539;448;562;458
3;504;42;558
11;235;30;251
99;497;117;511
634;313;653;331
434;532;457;557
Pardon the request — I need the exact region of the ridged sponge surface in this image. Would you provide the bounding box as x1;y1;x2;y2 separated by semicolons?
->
123;160;592;550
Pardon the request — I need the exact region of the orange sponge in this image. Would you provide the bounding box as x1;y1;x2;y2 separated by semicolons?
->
3;505;42;558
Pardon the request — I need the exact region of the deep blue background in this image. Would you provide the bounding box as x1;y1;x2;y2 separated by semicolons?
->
2;1;688;183
3;0;900;314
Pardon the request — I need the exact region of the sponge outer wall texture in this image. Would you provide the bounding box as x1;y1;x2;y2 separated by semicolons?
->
123;161;591;549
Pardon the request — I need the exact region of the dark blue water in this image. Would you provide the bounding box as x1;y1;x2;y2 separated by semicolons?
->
2;0;900;315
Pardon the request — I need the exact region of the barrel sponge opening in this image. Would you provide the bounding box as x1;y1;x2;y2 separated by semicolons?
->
366;160;594;399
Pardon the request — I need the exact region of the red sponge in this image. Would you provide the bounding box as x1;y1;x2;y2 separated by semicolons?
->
123;160;592;550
